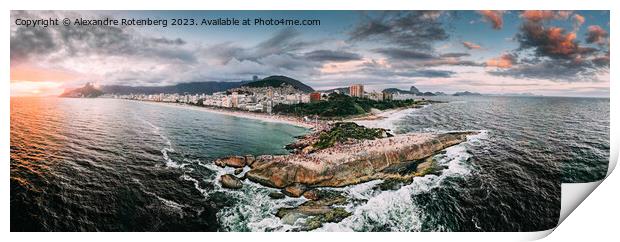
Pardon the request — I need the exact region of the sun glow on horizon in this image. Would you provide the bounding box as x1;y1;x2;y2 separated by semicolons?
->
11;81;65;97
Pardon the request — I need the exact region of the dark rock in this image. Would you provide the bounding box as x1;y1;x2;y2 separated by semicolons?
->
234;168;243;175
303;208;351;230
219;174;243;189
268;192;286;199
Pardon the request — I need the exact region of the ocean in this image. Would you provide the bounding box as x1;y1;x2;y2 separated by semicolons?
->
10;96;610;232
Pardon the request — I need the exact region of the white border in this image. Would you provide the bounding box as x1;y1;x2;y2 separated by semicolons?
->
2;1;617;241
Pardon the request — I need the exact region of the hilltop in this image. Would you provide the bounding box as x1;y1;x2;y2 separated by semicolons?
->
60;83;103;98
242;75;314;93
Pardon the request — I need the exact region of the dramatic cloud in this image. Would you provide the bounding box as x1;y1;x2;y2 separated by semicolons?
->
517;22;592;60
462;41;482;50
491;12;609;82
586;25;609;45
520;10;558;22
478;10;504;30
486;54;515;68
349;11;448;50
11;11;195;64
572;14;585;31
208;28;311;64
304;50;362;62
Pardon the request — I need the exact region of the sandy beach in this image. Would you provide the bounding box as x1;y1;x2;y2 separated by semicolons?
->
348;107;423;130
133;100;319;129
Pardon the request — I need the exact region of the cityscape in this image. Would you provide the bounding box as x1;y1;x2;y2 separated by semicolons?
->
105;80;410;114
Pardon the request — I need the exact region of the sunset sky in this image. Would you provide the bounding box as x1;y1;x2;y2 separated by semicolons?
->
10;10;610;97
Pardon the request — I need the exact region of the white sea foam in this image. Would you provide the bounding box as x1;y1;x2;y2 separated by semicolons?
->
316;131;483;232
216;181;307;232
142;119;184;168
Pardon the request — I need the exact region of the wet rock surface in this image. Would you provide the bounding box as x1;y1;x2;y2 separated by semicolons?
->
245;131;476;188
211;130;477;230
275;190;351;230
219;174;243;189
215;156;246;168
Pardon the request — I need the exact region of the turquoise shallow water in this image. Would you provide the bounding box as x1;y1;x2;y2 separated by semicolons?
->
10;96;610;232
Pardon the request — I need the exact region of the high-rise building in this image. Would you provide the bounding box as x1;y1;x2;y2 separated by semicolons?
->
349;84;364;97
231;92;239;108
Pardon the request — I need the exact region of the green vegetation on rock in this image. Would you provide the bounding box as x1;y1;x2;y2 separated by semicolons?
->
314;122;392;150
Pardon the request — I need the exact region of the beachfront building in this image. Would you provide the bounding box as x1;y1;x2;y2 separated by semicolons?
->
367;91;383;101
112;83;311;114
349;84;364;97
393;93;417;101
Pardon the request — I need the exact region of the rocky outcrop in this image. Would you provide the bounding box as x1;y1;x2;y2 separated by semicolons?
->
219;174;243;189
215;156;246;168
245;131;476;188
282;183;307;197
276;190;351;230
268;192;286;199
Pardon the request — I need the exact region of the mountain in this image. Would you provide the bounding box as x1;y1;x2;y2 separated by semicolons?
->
319;87;350;94
382;88;408;94
242;75;314;92
60;82;103;98
453;91;482;96
383;85;427;95
100;81;249;95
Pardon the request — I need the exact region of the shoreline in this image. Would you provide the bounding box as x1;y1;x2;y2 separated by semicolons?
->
124;99;319;129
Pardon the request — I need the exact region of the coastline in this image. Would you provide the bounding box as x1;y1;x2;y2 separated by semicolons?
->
126;99;318;129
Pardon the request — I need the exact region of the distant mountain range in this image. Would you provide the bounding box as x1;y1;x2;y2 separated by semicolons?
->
100;81;250;95
59;77;490;98
382;86;443;96
453;91;482;96
59;75;318;97
319;87;349;94
241;75;314;93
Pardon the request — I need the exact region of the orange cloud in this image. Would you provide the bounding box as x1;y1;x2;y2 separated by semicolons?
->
478;10;504;29
546;27;578;55
486;54;515;68
555;11;573;20
463;41;482;50
521;10;557;22
572;14;585;30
